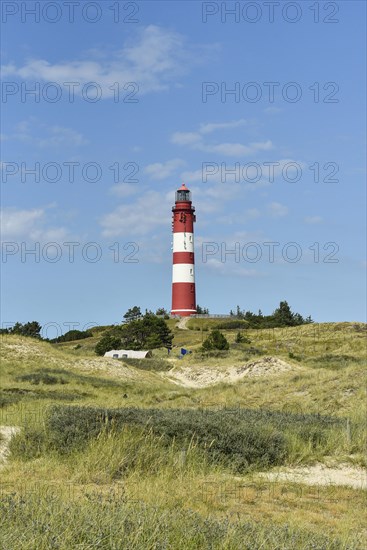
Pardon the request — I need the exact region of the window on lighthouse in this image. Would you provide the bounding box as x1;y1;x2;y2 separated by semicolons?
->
176;190;191;202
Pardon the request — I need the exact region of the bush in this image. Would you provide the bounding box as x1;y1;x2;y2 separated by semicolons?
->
311;354;360;370
196;350;229;359
17;405;344;473
50;329;92;343
40;405;286;472
120;314;173;350
202;330;229;351
0;393;19;408
216;320;249;330
9;426;46;460
243;347;264;359
16;372;68;385
95;334;122;356
1;321;42;338
235;332;251;344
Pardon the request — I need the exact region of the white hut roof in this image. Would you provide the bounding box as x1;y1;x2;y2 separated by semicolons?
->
104;349;151;358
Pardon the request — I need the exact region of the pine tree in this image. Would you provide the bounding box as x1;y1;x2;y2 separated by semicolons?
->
202;330;229;351
123;306;142;323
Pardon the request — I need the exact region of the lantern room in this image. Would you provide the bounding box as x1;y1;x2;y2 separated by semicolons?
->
175;183;191;203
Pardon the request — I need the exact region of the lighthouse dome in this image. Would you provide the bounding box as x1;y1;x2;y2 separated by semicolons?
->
176;183;191;202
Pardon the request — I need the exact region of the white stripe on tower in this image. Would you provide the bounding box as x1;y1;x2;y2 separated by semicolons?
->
172;263;195;283
173;232;194;253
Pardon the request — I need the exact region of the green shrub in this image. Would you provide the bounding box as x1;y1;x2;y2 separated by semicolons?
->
310;354;361;370
235;332;251;344
16;372;68;385
50;329;92;343
9;426;46;460
0;393;20;408
17;405;345;474
43;405;286;471
202;330;229;351
95;334;122;356
243;347;264;359
1;387;90;406
216;320;249;330
196;350;230;358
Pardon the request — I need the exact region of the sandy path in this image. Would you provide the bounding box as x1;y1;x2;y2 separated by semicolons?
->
0;426;20;466
255;463;367;490
176;317;190;330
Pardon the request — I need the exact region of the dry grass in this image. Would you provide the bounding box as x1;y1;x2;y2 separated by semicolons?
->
0;322;366;548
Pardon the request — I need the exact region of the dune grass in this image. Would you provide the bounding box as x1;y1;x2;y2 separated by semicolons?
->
0;323;366;548
3;488;362;550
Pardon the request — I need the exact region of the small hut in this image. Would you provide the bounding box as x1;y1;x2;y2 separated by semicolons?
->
104;349;152;359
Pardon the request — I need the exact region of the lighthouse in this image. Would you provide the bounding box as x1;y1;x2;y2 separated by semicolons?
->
171;183;197;316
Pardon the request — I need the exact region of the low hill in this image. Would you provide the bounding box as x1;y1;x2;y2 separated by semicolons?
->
0;322;366;549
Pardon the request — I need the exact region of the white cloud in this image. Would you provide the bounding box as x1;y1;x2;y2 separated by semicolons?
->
0;206;68;241
202;140;273;157
2;26;208;96
171;132;202;146
5;118;87;148
199;119;247;134
180;169;211;183
144;158;185;180
171;120;273;158
268;202;289;218
38;126;88;147
110;183;140;198
304;216;323;224
1;208;44;237
100;191;172;237
264;106;282;115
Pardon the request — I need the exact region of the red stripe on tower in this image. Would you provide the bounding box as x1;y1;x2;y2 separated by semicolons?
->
171;183;197;316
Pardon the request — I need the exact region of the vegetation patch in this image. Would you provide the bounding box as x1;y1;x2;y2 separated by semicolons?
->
49;329;93;343
13;367;127;390
10;405;348;474
0;492;356;550
216;320;250;330
0;388;91;407
0;393;20;408
16;372;69;385
308;355;362;370
95;314;173;355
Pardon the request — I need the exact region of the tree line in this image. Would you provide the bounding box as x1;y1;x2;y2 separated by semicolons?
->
0;301;313;355
229;301;313;328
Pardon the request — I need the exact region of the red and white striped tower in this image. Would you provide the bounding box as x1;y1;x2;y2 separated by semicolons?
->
171;183;197;316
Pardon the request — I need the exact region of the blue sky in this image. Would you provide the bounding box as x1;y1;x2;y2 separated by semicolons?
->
1;1;366;336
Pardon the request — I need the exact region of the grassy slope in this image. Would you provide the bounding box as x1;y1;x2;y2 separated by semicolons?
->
0;322;366;548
